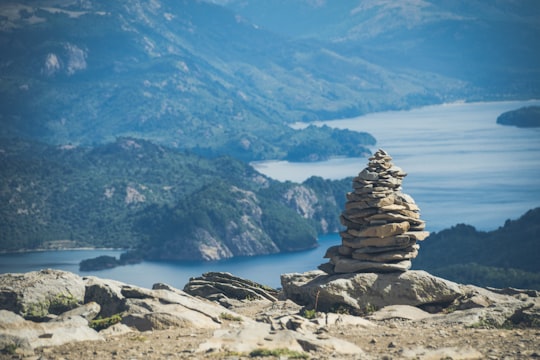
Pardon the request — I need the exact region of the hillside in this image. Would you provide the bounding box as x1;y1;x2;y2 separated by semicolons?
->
3;1;537;160
413;207;540;289
0;137;350;259
0;1;384;161
215;0;540;98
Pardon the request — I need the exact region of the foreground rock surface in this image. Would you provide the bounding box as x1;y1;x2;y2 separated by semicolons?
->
0;269;85;320
1;269;539;359
281;270;465;313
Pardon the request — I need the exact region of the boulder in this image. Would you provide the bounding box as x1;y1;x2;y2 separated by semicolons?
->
281;270;463;313
114;282;248;330
53;301;101;322
0;310;103;350
0;269;85;320
183;272;279;302
122;297;223;330
83;276;127;318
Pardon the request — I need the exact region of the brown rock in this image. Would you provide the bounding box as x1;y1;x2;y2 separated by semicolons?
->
342;234;416;249
352;245;419;262
331;256;412;273
347;221;410;238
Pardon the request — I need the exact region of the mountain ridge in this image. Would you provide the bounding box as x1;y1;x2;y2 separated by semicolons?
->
1;0;519;159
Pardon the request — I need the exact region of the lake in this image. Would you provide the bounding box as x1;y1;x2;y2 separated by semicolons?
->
2;100;539;289
254;99;540;231
0;233;338;289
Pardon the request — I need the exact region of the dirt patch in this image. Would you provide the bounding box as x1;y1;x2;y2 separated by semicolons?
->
17;301;539;360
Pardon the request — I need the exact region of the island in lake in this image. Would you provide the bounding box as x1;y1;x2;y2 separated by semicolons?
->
497;105;540;127
79;251;142;271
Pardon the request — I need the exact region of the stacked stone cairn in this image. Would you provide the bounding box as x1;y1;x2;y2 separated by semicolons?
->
320;149;429;274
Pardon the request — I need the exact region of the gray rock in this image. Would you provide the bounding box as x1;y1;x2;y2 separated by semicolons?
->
401;346;484;359
98;322;132;337
183;272;279;302
198;322;299;354
358;168;379;181
0;310;103;349
53;301;101;322
508;302;540;328
122;311;195;331
352;244;419;262
0;269;85;320
115;282;247;330
83;276;127;318
343;234;416;249
255;300;303;321
0;333;33;356
281;270;463;313
320;313;377;328
347;221;410;238
368;305;433;321
327;255;412;273
197;321;365;356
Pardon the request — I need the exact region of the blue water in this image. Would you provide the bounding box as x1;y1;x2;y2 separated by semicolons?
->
0;233;339;289
254;99;540;231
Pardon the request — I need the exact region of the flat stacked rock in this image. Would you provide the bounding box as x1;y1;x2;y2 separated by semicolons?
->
320;149;429;274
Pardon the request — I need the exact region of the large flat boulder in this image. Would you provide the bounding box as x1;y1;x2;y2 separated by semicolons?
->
114;282;247;331
0;310;103;350
0;269;85;320
183;272;279;302
281;270;464;313
83;276;127;318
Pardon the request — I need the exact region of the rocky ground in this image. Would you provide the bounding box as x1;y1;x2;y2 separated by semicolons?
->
17;301;540;360
1;270;539;360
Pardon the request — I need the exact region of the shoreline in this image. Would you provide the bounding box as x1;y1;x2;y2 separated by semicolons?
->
0;247;127;255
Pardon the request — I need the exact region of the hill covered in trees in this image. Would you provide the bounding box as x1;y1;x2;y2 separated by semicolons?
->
2;1;539;161
0;137;350;259
414;208;540;289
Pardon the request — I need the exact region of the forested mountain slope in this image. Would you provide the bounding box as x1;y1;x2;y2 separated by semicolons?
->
0;0;511;160
0;138;350;259
414;208;540;289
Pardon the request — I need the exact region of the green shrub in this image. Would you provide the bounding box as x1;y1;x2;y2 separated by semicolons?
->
0;344;18;355
90;313;123;331
301;308;317;319
219;312;243;322
49;293;79;314
249;348;308;359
